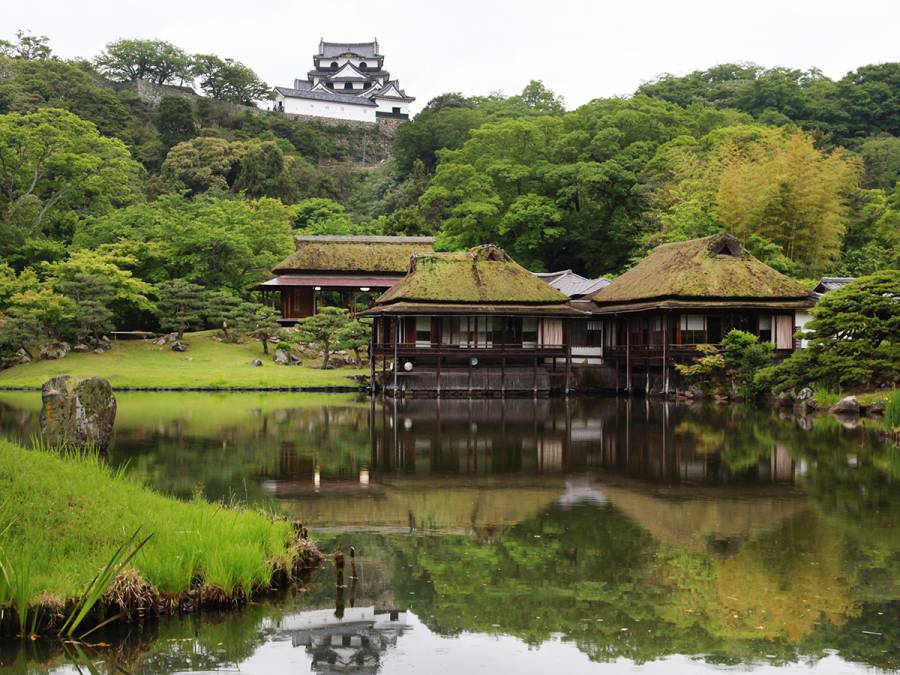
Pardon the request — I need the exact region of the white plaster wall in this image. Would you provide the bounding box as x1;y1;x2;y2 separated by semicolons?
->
795;310;813;348
276;94;376;122
320;57;378;70
374;97;410;115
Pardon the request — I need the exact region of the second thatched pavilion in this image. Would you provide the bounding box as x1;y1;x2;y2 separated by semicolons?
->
358;245;588;396
589;233;814;393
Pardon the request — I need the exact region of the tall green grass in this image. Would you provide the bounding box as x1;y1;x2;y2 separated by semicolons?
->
886;390;900;429
0;438;294;613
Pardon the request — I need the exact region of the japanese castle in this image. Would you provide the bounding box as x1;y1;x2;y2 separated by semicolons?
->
273;39;415;123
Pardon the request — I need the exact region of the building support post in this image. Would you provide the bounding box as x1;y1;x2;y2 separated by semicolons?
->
369;323;376;394
393;316;399;398
662;313;669;396
500;355;506;398
565;344;572;397
533;355;538;398
626;323;632;394
436;354;441;398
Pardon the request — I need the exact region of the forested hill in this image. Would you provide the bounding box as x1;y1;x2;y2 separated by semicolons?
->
0;31;897;345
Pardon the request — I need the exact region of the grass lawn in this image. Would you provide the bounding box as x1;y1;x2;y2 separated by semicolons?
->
811;387;897;408
0;331;366;390
0;439;298;608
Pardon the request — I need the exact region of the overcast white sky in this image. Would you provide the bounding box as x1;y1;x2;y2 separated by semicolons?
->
5;0;899;113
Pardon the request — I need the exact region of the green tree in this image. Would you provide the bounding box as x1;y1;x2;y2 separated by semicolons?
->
297;307;350;368
234;302;282;355
0;287;76;355
155;96;196;148
291;197;355;233
190;54;270;105
337;318;371;366
0;30;53;61
94;38;191;85
0;57;136;140
760;271;900;391
0;108;144;250
203;289;244;341
154;279;206;339
233;141;289;199
161;135;241;194
858;135;900;191
720;329;774;399
74;194;294;293
54;273;116;341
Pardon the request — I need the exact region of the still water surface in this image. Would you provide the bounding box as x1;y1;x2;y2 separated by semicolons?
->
0;392;896;674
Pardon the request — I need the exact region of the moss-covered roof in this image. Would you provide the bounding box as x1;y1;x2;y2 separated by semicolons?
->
375;245;571;306
591;234;811;306
272;236;435;274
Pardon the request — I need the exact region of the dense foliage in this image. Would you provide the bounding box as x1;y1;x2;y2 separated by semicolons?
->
760;272;900;391
0;28;896;358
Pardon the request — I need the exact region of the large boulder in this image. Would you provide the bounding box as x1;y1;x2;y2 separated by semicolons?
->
830;396;859;416
3;348;32;368
39;342;71;360
274;349;291;365
171;341;187;352
250;359;263;367
39;376;117;452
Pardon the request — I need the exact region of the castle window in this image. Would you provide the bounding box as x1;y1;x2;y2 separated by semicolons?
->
392;107;401;114
330;61;338;69
344;82;353;90
358;62;367;71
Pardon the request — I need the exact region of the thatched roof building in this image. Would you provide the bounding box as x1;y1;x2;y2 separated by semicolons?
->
258;235;435;322
361;245;584;317
271;235;434;275
591;233;812;313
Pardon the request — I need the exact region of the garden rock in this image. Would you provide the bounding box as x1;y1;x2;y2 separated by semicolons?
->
274;349;291;365
72;343;91;353
776;391;794;407
39;342;71;360
11;348;31;365
250;359;263;367
94;341;112;353
830;396;859;415
796;387;813;402
39;375;117;452
864;401;885;417
171;341;187;352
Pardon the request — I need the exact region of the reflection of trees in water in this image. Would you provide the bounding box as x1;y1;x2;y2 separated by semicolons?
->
382;492;899;669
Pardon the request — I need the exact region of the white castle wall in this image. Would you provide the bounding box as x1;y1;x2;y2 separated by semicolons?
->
275;93;377;122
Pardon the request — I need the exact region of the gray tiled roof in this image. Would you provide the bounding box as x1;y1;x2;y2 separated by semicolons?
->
274;86;377;107
813;276;855;295
372;80;415;101
319;41;379;58
308;68;390;81
535;270;610;298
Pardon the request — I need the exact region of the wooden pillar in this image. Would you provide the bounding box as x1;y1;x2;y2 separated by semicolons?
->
436;354;442;398
468;354;473;396
500;355;506;398
626;321;632;393
662;312;668;395
533;355;538;397
565;343;572;397
369;322;376;394
393;316;399;397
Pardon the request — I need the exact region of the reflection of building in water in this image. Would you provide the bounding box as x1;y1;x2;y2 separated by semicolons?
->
372;398;590;475
276;607;409;674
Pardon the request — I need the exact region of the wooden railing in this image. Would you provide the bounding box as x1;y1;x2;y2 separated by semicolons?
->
372;343;567;358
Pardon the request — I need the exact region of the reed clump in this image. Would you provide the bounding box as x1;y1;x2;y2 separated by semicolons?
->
0;439;322;638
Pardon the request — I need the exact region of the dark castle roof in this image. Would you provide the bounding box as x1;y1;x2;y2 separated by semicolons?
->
318;41;380;58
273;86;377;107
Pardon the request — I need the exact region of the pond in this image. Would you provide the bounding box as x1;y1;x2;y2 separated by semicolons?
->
0;392;897;673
